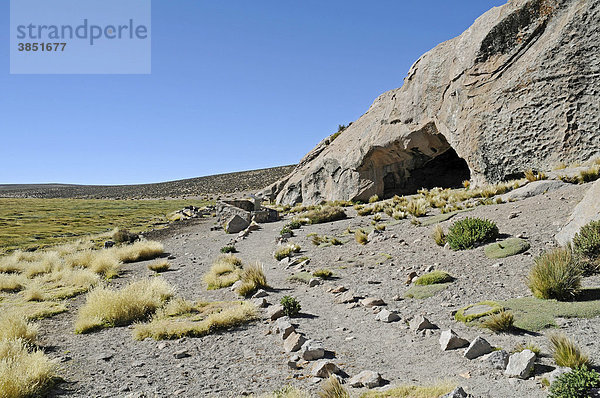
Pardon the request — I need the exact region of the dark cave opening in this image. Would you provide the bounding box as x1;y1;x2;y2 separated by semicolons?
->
383;148;471;197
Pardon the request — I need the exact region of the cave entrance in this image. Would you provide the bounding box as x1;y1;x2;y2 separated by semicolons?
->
383;147;471;197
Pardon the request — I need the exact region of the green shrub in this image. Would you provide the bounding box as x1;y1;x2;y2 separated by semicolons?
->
280;227;293;237
573;221;600;273
549;366;600;398
414;271;453;285
528;247;582;301
220;245;237;254
280;296;301;317
549;333;590;368
287;221;302;230
482;310;514;333
446;217;499;250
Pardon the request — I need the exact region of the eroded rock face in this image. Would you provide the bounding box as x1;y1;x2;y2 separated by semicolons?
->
265;0;600;205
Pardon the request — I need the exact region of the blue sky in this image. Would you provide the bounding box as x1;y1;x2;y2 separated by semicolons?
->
0;0;507;185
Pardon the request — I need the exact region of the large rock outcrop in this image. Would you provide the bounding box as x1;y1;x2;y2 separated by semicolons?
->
265;0;600;205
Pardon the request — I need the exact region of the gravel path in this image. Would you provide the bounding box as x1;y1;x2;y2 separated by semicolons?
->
41;182;600;397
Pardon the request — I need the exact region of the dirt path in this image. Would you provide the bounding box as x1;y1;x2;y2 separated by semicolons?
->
41;182;600;397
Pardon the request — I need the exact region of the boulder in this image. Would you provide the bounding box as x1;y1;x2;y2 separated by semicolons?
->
463;336;493;360
500;180;568;202
481;350;509;370
505;349;536;379
556;179;600;245
311;360;341;378
439;329;469;351
267;304;285;321
360;297;385;308
335;291;358;304
272;317;295;340
224;215;250;234
262;0;600;205
347;370;382;388
409;315;437;331
300;340;325;361
284;332;307;353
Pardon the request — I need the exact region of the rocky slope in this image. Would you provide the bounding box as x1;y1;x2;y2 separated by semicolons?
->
265;0;600;205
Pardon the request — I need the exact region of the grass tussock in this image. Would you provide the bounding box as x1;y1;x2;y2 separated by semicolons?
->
482;310;514;333
0;311;38;344
0;274;26;292
313;269;333;279
528;247;582;301
355;230;368;245
74;278;173;333
318;375;350;398
132;300;257;340
274;244;301;261
203;256;242;290
112;240;164;263
260;386;310;398
512;342;541;356
0;338;57;398
446;217;499;250
573;220;600;274
549;333;590;368
432;225;446;246
236;263;268;297
525;169;547;182
359;380;455;397
148;259;170;273
295;206;346;225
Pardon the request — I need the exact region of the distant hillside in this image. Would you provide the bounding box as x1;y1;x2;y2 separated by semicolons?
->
0;165;296;199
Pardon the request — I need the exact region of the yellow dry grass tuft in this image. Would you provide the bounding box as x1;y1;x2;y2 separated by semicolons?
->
0;274;26;293
74;278;174;334
133;300;258;340
359;380;455;397
148;259;170;273
236;263;268;297
0;339;57;398
0;311;38;344
111;240;164;263
203;257;242;290
549;333;590;368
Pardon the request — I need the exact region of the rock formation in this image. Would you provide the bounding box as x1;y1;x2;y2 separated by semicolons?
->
264;0;600;205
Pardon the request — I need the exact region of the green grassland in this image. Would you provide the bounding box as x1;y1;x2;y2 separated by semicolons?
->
0;198;210;253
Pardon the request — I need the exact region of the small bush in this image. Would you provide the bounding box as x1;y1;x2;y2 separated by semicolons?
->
549;333;590;368
528;247;582;301
220;245;237;254
414;271;453;285
432;225;446;246
287;221;302;230
482;310;514;333
446;217;499;250
313;269;333;279
280;227;293;237
236;263;268;297
148;260;170;273
74;278;173;333
573;220;600;273
549;366;600;398
280;296;301;317
355;230;368;245
318;375;350;398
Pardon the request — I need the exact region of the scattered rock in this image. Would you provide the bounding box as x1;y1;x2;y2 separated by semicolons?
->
284;332;307;353
173;349;190;359
308;278;321;287
481;350;509;370
547;366;571;384
329;285;347;294
300;340;325;361
441;386;469;398
505;349;536;379
252;297;268;308
409;315;437;331
375;309;401;323
360;297;385;307
252;289;269;298
405;271;418;285
95;352;114;361
439;329;469;351
348;370;382;388
556;179;600;245
267;304;285;321
224;214;250;234
335;291;358;304
463;336;493;359
272;317;295;339
311;360;341;378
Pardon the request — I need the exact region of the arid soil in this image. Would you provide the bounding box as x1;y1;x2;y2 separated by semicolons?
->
41;181;600;398
0;165;295;199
